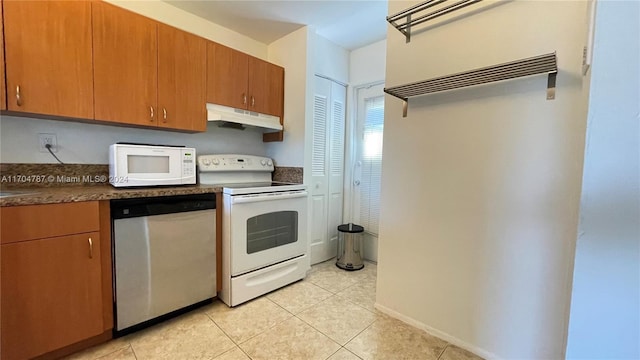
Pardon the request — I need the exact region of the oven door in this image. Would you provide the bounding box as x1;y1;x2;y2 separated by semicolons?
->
227;190;308;276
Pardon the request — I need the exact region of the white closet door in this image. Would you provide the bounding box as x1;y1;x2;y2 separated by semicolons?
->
327;81;346;262
310;76;346;265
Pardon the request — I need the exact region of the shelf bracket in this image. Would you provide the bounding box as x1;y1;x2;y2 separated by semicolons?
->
546;72;557;100
405;14;412;43
402;99;408;117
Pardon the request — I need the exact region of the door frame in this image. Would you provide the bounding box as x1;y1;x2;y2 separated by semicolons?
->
344;81;385;224
343;81;385;261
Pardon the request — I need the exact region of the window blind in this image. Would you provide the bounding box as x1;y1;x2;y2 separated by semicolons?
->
360;96;384;235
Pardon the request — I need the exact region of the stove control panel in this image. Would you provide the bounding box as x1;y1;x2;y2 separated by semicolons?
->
198;154;274;172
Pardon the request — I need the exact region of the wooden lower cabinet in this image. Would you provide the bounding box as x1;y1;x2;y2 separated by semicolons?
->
1;232;104;360
0;201;112;360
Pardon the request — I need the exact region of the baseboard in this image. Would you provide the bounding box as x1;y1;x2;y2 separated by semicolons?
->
32;330;112;360
373;302;499;360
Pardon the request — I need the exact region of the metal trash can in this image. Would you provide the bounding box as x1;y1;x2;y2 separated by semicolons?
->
336;223;364;271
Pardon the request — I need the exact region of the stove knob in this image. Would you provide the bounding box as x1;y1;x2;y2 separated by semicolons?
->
261;159;267;166
212;158;220;165
267;160;273;167
202;159;211;166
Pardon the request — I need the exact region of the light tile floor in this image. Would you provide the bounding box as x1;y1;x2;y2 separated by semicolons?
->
65;259;483;360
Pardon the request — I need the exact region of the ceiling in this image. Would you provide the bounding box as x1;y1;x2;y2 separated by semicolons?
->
164;0;389;50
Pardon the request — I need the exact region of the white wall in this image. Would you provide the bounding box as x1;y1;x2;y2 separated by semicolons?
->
376;1;589;358
105;0;267;58
566;1;640;358
0;115;266;164
265;27;314;168
265;31;350;168
314;34;350;84
349;39;387;86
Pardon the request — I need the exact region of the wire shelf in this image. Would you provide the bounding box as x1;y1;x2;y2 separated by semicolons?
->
387;0;485;43
384;52;558;117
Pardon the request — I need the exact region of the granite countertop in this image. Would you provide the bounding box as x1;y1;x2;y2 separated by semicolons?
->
0;163;302;207
0;184;223;207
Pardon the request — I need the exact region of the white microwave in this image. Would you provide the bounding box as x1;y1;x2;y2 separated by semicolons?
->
109;143;196;187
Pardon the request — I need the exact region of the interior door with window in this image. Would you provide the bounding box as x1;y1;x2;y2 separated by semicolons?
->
351;84;385;262
310;76;347;264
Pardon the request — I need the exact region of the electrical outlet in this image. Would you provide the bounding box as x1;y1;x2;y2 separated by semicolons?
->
38;133;58;153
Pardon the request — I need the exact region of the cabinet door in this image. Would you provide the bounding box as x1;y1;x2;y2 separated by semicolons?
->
248;57;284;117
0;0;6;111
3;0;93;118
1;232;103;360
158;24;207;132
207;42;249;110
93;2;158;126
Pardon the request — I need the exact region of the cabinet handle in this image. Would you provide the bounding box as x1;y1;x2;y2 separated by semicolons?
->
251;96;255;107
243;94;247;105
163;107;167;122
150;106;154;121
88;237;93;259
16;86;22;106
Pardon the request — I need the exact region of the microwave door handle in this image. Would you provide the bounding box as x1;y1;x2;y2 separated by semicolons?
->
231;191;308;204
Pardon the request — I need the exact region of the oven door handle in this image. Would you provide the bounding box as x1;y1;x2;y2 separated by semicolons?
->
231;191;308;204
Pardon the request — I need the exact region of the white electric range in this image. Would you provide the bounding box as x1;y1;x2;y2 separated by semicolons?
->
198;154;309;307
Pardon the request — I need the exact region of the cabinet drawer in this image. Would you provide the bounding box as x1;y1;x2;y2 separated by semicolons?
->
1;201;100;244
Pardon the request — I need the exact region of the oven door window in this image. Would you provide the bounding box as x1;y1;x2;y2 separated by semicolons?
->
246;211;298;254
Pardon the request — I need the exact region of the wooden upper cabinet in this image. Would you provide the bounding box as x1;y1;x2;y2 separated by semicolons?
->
207;42;249;110
93;1;158;126
3;0;93;118
207;43;284;120
1;0;6;111
158;24;207;132
249;57;284;118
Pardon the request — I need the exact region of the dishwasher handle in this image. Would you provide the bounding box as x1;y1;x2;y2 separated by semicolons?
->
231;191;308;204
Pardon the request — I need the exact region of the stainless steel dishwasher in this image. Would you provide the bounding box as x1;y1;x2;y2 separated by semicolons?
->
111;193;216;335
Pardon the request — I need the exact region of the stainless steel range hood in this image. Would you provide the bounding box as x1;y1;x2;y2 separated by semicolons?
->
207;103;282;132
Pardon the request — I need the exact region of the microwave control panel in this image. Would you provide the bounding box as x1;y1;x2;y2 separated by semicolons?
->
182;149;196;178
